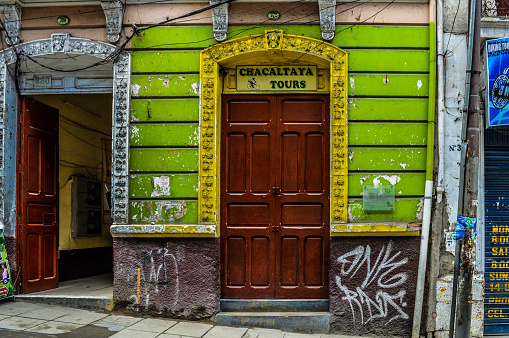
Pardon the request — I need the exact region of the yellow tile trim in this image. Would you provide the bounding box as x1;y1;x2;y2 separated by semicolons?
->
199;30;349;236
110;224;216;238
330;223;421;237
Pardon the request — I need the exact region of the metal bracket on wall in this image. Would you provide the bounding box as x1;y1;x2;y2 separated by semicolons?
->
318;0;336;41
101;0;123;43
209;0;228;42
0;4;21;45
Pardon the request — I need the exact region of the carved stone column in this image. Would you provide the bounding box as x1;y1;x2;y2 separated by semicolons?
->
101;0;123;43
318;0;336;41
209;0;228;42
0;4;21;45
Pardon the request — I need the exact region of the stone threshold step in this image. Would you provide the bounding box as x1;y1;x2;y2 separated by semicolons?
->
220;299;329;312
15;295;114;312
214;311;330;334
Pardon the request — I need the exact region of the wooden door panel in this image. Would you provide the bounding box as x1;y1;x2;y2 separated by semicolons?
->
226;237;246;286
26;234;40;281
305;134;324;192
281;133;299;193
304;237;323;286
251;133;271;193
281;100;324;123
282;204;322;226
251;237;271;286
227;133;247;193
42;233;56;278
228;204;269;226
280;236;299;286
27;136;41;194
19;98;59;294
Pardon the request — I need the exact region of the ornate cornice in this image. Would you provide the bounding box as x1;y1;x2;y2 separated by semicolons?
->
209;0;228;42
318;0;337;41
101;0;123;43
0;35;130;226
0;4;21;45
199;30;348;229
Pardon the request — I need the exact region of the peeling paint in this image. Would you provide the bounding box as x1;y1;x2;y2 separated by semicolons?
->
131;125;140;143
157;76;170;87
360;175;370;184
415;198;424;220
151;176;171;197
417;79;422;90
132;201;188;223
350;75;355;90
399;163;407;169
348;150;354;163
131;84;141;97
179;76;187;81
191;82;200;95
383;76;389;84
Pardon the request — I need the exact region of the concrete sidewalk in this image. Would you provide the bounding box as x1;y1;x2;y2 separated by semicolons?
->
0;300;365;338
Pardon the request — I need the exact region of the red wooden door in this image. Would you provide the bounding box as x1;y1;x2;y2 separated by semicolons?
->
221;94;329;299
18;98;59;293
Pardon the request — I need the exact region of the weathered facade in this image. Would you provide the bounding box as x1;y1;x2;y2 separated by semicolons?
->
0;0;436;336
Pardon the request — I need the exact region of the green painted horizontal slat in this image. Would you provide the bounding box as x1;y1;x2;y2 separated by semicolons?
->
130;124;198;146
349;123;428;146
348;198;423;223
348;173;426;197
348;98;428;121
349;74;429;97
130;200;198;224
348;148;426;171
131;99;199;122
132;51;200;73
334;26;429;48
348;50;429;73
132;26;430;50
129;174;198;198
131;75;199;97
130;148;198;172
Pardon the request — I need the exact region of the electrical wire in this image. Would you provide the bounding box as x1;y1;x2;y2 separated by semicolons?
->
60;124;104;150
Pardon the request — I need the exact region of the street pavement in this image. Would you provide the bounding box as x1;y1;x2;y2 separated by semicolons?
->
0;300;365;338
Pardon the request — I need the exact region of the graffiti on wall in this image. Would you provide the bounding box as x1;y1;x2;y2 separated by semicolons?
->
128;247;179;309
335;240;409;325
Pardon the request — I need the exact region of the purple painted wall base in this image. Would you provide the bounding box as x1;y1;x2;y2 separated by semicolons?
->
329;236;420;336
113;237;220;319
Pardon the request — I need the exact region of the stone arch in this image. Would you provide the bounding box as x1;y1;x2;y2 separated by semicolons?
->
0;33;130;229
198;29;348;233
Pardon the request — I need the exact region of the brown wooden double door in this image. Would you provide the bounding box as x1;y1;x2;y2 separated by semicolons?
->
221;94;330;299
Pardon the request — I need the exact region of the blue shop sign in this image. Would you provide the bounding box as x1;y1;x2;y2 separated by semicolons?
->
486;38;509;127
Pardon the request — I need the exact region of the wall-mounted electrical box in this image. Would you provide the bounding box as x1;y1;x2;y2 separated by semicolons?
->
71;176;111;238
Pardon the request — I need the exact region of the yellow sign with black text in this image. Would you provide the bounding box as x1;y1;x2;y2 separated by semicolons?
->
237;66;317;91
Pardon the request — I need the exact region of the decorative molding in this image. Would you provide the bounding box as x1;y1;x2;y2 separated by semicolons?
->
0;4;21;45
110;224;216;237
0;36;130;226
199;30;348;231
318;0;336;41
209;0;228;42
101;0;123;43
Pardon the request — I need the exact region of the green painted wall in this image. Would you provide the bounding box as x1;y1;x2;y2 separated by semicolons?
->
130;25;431;224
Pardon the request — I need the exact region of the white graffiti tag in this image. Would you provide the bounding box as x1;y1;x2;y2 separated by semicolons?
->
335;241;409;325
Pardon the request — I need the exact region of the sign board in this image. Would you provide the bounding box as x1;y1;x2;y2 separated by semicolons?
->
486;38;509;127
237;66;317;91
0;230;14;300
362;185;395;211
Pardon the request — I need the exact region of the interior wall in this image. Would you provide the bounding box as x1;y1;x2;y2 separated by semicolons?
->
30;94;113;251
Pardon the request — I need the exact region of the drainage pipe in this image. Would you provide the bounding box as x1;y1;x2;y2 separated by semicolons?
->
437;0;445;203
411;12;437;338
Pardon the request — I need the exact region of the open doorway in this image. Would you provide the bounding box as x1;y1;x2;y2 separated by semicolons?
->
18;94;113;295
